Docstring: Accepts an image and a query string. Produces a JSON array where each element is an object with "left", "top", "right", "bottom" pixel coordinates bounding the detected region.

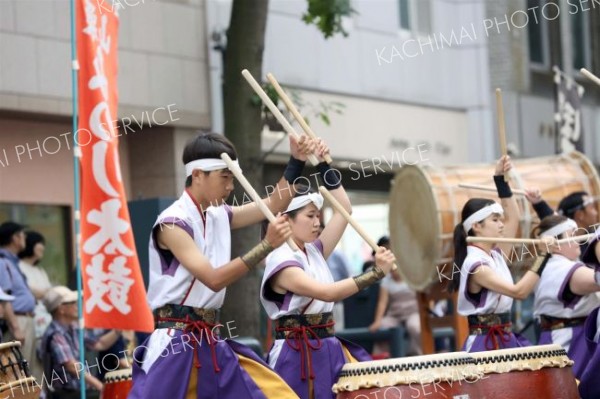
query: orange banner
[{"left": 77, "top": 0, "right": 153, "bottom": 332}]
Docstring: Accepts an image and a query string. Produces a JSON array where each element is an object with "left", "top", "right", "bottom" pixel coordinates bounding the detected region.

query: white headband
[
  {"left": 185, "top": 158, "right": 239, "bottom": 176},
  {"left": 463, "top": 203, "right": 504, "bottom": 233},
  {"left": 540, "top": 219, "right": 578, "bottom": 238},
  {"left": 285, "top": 193, "right": 324, "bottom": 213},
  {"left": 557, "top": 197, "right": 595, "bottom": 216}
]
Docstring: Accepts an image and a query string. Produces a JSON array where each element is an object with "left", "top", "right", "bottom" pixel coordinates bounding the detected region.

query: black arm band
[
  {"left": 533, "top": 201, "right": 555, "bottom": 219},
  {"left": 494, "top": 175, "right": 513, "bottom": 198},
  {"left": 283, "top": 156, "right": 306, "bottom": 184},
  {"left": 317, "top": 162, "right": 342, "bottom": 190},
  {"left": 529, "top": 253, "right": 551, "bottom": 276}
]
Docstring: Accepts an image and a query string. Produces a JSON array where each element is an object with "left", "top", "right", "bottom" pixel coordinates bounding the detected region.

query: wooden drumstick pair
[
  {"left": 228, "top": 70, "right": 397, "bottom": 268},
  {"left": 241, "top": 69, "right": 322, "bottom": 166},
  {"left": 223, "top": 150, "right": 396, "bottom": 269}
]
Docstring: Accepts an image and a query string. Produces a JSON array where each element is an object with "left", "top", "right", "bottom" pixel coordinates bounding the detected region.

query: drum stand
[{"left": 417, "top": 279, "right": 468, "bottom": 354}]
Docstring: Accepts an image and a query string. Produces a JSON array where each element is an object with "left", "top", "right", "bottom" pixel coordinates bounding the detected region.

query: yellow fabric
[
  {"left": 340, "top": 343, "right": 359, "bottom": 363},
  {"left": 237, "top": 353, "right": 299, "bottom": 398},
  {"left": 186, "top": 364, "right": 198, "bottom": 399}
]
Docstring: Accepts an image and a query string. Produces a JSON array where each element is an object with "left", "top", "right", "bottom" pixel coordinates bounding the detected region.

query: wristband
[
  {"left": 494, "top": 175, "right": 513, "bottom": 198},
  {"left": 529, "top": 253, "right": 551, "bottom": 275},
  {"left": 532, "top": 201, "right": 554, "bottom": 219},
  {"left": 317, "top": 162, "right": 342, "bottom": 190},
  {"left": 283, "top": 156, "right": 306, "bottom": 184},
  {"left": 241, "top": 239, "right": 274, "bottom": 270},
  {"left": 353, "top": 265, "right": 385, "bottom": 290}
]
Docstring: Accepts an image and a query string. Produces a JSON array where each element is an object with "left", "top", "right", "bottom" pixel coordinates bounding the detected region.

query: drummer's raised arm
[
  {"left": 524, "top": 188, "right": 555, "bottom": 220},
  {"left": 495, "top": 155, "right": 520, "bottom": 254}
]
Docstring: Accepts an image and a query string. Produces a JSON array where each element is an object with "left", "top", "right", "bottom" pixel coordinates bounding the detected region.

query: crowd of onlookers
[{"left": 0, "top": 221, "right": 128, "bottom": 399}]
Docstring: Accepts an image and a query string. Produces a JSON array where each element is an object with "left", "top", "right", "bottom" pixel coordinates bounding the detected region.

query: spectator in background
[
  {"left": 368, "top": 236, "right": 422, "bottom": 356},
  {"left": 323, "top": 223, "right": 351, "bottom": 330},
  {"left": 0, "top": 222, "right": 40, "bottom": 377},
  {"left": 0, "top": 287, "right": 15, "bottom": 342},
  {"left": 18, "top": 231, "right": 53, "bottom": 349},
  {"left": 40, "top": 286, "right": 122, "bottom": 399}
]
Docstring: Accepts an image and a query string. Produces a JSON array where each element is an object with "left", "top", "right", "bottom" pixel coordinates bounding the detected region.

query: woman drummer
[
  {"left": 531, "top": 215, "right": 600, "bottom": 377},
  {"left": 451, "top": 155, "right": 550, "bottom": 352},
  {"left": 260, "top": 140, "right": 395, "bottom": 399}
]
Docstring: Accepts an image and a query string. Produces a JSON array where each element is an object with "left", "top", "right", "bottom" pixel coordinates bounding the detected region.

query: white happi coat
[
  {"left": 534, "top": 255, "right": 600, "bottom": 318},
  {"left": 260, "top": 240, "right": 334, "bottom": 368},
  {"left": 458, "top": 245, "right": 514, "bottom": 316},
  {"left": 143, "top": 191, "right": 231, "bottom": 372},
  {"left": 147, "top": 191, "right": 232, "bottom": 310},
  {"left": 534, "top": 255, "right": 600, "bottom": 349}
]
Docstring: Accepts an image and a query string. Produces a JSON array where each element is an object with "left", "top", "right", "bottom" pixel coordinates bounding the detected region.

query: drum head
[
  {"left": 471, "top": 344, "right": 573, "bottom": 373},
  {"left": 389, "top": 166, "right": 440, "bottom": 290},
  {"left": 333, "top": 352, "right": 479, "bottom": 393},
  {"left": 104, "top": 368, "right": 132, "bottom": 383}
]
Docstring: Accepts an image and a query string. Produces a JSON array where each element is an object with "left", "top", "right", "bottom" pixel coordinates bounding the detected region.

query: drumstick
[
  {"left": 495, "top": 88, "right": 509, "bottom": 182},
  {"left": 458, "top": 183, "right": 527, "bottom": 196},
  {"left": 556, "top": 232, "right": 597, "bottom": 245},
  {"left": 580, "top": 68, "right": 600, "bottom": 87},
  {"left": 466, "top": 237, "right": 543, "bottom": 245},
  {"left": 221, "top": 153, "right": 299, "bottom": 251},
  {"left": 318, "top": 186, "right": 397, "bottom": 271},
  {"left": 266, "top": 72, "right": 334, "bottom": 164},
  {"left": 241, "top": 69, "right": 319, "bottom": 166},
  {"left": 467, "top": 233, "right": 595, "bottom": 246}
]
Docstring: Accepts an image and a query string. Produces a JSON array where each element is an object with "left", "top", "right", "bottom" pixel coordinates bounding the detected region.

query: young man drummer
[{"left": 129, "top": 132, "right": 314, "bottom": 399}]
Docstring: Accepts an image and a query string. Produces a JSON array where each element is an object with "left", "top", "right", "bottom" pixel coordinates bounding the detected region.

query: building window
[
  {"left": 570, "top": 10, "right": 590, "bottom": 70},
  {"left": 527, "top": 0, "right": 549, "bottom": 68},
  {"left": 399, "top": 0, "right": 431, "bottom": 35},
  {"left": 399, "top": 0, "right": 411, "bottom": 30}
]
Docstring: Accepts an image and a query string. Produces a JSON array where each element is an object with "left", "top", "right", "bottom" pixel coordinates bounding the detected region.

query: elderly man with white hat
[{"left": 39, "top": 286, "right": 121, "bottom": 399}]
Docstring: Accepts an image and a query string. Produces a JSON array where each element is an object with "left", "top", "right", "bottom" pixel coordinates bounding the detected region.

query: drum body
[
  {"left": 472, "top": 344, "right": 580, "bottom": 399},
  {"left": 333, "top": 352, "right": 482, "bottom": 399},
  {"left": 102, "top": 368, "right": 132, "bottom": 399},
  {"left": 0, "top": 341, "right": 41, "bottom": 399},
  {"left": 389, "top": 152, "right": 600, "bottom": 290}
]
